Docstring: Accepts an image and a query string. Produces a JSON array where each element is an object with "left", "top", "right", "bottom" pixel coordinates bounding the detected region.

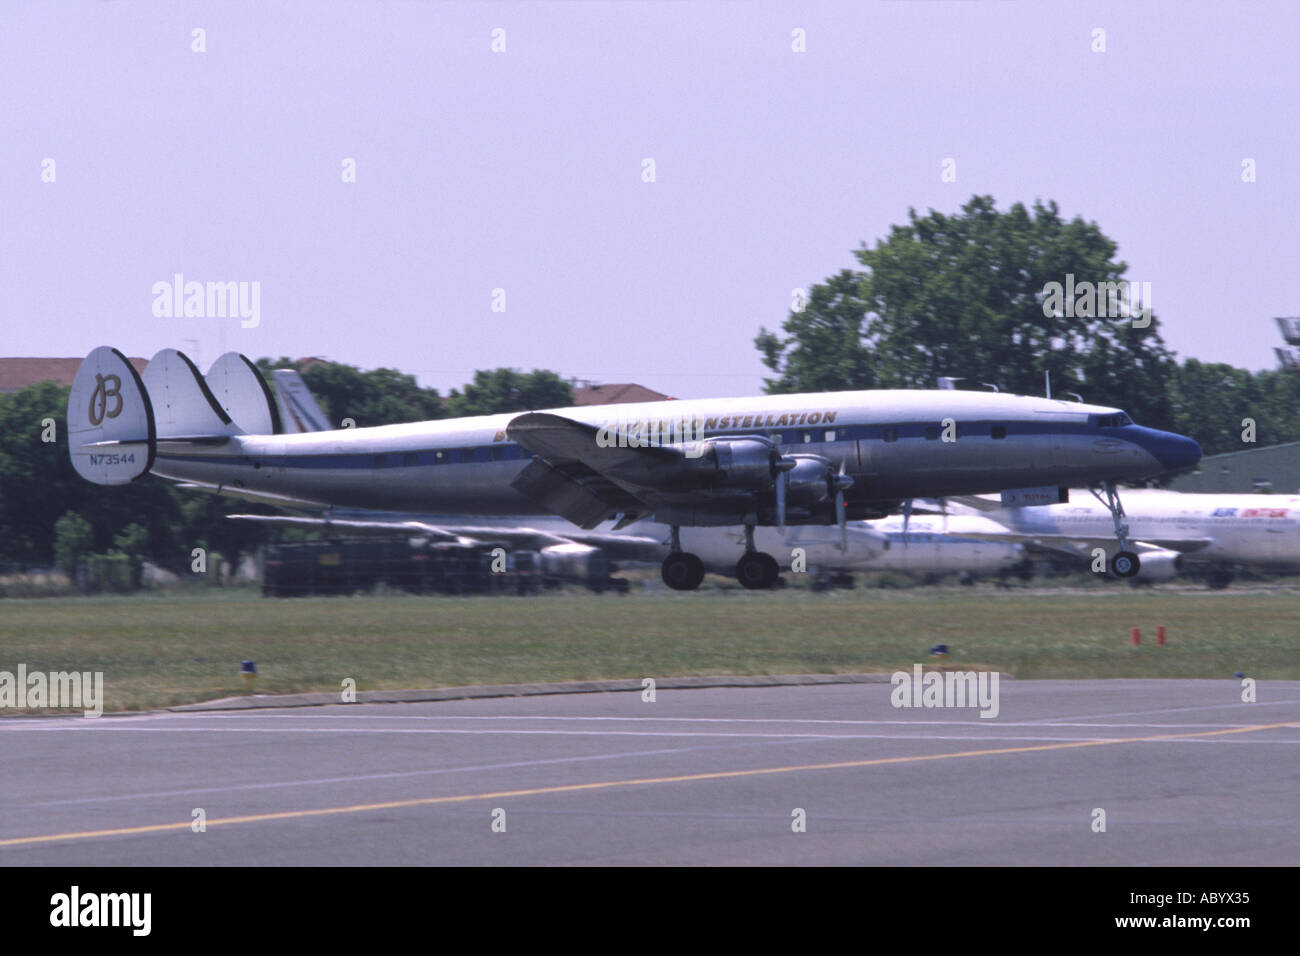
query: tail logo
[{"left": 88, "top": 373, "right": 123, "bottom": 425}]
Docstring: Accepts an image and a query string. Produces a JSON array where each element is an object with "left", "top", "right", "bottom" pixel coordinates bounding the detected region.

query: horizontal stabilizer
[
  {"left": 67, "top": 346, "right": 155, "bottom": 485},
  {"left": 207, "top": 353, "right": 281, "bottom": 435},
  {"left": 141, "top": 349, "right": 243, "bottom": 441}
]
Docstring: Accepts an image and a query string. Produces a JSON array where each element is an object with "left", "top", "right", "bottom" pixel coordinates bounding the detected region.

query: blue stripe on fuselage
[{"left": 154, "top": 420, "right": 1145, "bottom": 471}]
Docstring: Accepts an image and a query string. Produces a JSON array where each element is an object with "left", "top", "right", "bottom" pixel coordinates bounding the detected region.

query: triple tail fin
[
  {"left": 67, "top": 346, "right": 156, "bottom": 485},
  {"left": 206, "top": 352, "right": 282, "bottom": 435},
  {"left": 139, "top": 349, "right": 244, "bottom": 441}
]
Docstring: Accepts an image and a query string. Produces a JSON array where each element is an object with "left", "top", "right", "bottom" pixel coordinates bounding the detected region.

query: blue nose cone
[{"left": 1134, "top": 428, "right": 1201, "bottom": 473}]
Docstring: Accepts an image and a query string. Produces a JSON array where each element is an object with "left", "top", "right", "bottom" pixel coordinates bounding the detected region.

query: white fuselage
[
  {"left": 152, "top": 389, "right": 1198, "bottom": 522},
  {"left": 987, "top": 490, "right": 1300, "bottom": 568}
]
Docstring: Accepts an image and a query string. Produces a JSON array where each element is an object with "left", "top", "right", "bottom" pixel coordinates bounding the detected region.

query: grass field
[{"left": 1, "top": 585, "right": 1296, "bottom": 712}]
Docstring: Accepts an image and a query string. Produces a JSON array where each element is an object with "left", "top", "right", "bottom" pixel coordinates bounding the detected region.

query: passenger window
[
  {"left": 491, "top": 445, "right": 508, "bottom": 461},
  {"left": 403, "top": 452, "right": 418, "bottom": 466},
  {"left": 883, "top": 427, "right": 899, "bottom": 443},
  {"left": 992, "top": 425, "right": 1006, "bottom": 440},
  {"left": 801, "top": 431, "right": 813, "bottom": 443},
  {"left": 924, "top": 426, "right": 940, "bottom": 441},
  {"left": 824, "top": 429, "right": 836, "bottom": 442}
]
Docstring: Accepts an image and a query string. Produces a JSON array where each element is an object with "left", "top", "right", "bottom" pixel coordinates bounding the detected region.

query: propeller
[
  {"left": 773, "top": 455, "right": 851, "bottom": 543},
  {"left": 775, "top": 467, "right": 787, "bottom": 529},
  {"left": 901, "top": 497, "right": 913, "bottom": 546},
  {"left": 834, "top": 461, "right": 853, "bottom": 550},
  {"left": 773, "top": 455, "right": 795, "bottom": 529}
]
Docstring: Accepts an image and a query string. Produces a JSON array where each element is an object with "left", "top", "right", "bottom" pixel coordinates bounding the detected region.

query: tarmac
[{"left": 2, "top": 677, "right": 1297, "bottom": 865}]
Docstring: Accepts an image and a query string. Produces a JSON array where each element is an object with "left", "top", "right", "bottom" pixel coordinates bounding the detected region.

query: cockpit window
[{"left": 1094, "top": 413, "right": 1133, "bottom": 428}]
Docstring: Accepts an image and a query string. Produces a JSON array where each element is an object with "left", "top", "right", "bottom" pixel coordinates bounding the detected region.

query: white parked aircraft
[
  {"left": 68, "top": 347, "right": 1200, "bottom": 589},
  {"left": 946, "top": 488, "right": 1300, "bottom": 587},
  {"left": 229, "top": 507, "right": 1025, "bottom": 587}
]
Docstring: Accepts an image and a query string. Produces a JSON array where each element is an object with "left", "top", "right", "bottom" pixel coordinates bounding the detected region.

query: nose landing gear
[{"left": 1090, "top": 482, "right": 1141, "bottom": 578}]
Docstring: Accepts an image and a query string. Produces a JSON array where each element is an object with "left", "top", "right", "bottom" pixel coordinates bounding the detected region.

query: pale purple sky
[{"left": 3, "top": 1, "right": 1297, "bottom": 399}]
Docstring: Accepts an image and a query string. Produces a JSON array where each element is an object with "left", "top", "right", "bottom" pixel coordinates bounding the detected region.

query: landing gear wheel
[
  {"left": 1109, "top": 550, "right": 1141, "bottom": 578},
  {"left": 661, "top": 552, "right": 705, "bottom": 590},
  {"left": 1207, "top": 568, "right": 1233, "bottom": 590},
  {"left": 736, "top": 552, "right": 780, "bottom": 590}
]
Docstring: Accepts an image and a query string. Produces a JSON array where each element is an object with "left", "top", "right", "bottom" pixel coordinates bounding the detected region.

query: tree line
[
  {"left": 0, "top": 365, "right": 572, "bottom": 574},
  {"left": 3, "top": 194, "right": 1294, "bottom": 578},
  {"left": 757, "top": 195, "right": 1300, "bottom": 450}
]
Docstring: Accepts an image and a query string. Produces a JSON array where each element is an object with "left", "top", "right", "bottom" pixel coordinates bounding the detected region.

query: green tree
[
  {"left": 757, "top": 195, "right": 1177, "bottom": 429},
  {"left": 256, "top": 358, "right": 445, "bottom": 427},
  {"left": 53, "top": 511, "right": 93, "bottom": 574},
  {"left": 444, "top": 368, "right": 574, "bottom": 417}
]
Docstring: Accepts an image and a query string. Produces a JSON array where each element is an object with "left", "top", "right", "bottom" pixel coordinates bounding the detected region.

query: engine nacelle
[
  {"left": 696, "top": 437, "right": 782, "bottom": 490},
  {"left": 783, "top": 454, "right": 836, "bottom": 507},
  {"left": 1135, "top": 548, "right": 1184, "bottom": 581}
]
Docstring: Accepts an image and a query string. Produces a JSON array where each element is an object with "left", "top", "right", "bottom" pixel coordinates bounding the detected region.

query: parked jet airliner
[
  {"left": 947, "top": 488, "right": 1300, "bottom": 587},
  {"left": 68, "top": 347, "right": 1200, "bottom": 589}
]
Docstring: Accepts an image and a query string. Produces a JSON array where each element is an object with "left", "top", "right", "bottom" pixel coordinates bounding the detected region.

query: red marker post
[
  {"left": 1157, "top": 626, "right": 1166, "bottom": 646},
  {"left": 1130, "top": 627, "right": 1141, "bottom": 646}
]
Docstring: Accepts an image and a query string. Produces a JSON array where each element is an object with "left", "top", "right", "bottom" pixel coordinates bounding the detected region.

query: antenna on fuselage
[
  {"left": 1044, "top": 371, "right": 1052, "bottom": 399},
  {"left": 981, "top": 383, "right": 999, "bottom": 392}
]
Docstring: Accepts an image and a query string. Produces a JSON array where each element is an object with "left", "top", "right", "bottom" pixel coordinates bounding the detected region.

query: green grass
[{"left": 1, "top": 586, "right": 1296, "bottom": 712}]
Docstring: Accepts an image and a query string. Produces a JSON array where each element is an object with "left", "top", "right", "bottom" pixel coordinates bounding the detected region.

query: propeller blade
[
  {"left": 902, "top": 498, "right": 913, "bottom": 548},
  {"left": 776, "top": 470, "right": 787, "bottom": 529},
  {"left": 836, "top": 494, "right": 847, "bottom": 551},
  {"left": 835, "top": 461, "right": 851, "bottom": 550}
]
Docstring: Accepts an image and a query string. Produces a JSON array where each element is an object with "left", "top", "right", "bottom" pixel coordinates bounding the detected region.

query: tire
[
  {"left": 661, "top": 552, "right": 705, "bottom": 590},
  {"left": 736, "top": 552, "right": 780, "bottom": 590},
  {"left": 1110, "top": 551, "right": 1141, "bottom": 578}
]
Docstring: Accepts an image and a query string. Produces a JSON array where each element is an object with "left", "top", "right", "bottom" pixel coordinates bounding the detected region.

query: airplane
[
  {"left": 67, "top": 346, "right": 1201, "bottom": 590},
  {"left": 940, "top": 488, "right": 1300, "bottom": 588},
  {"left": 241, "top": 371, "right": 1026, "bottom": 586}
]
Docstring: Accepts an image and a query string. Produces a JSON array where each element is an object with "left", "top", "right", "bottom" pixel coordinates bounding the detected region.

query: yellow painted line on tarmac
[{"left": 3, "top": 719, "right": 1296, "bottom": 848}]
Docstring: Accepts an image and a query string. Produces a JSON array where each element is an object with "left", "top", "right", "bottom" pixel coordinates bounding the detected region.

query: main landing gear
[
  {"left": 1090, "top": 481, "right": 1141, "bottom": 579},
  {"left": 658, "top": 524, "right": 783, "bottom": 591},
  {"left": 735, "top": 525, "right": 780, "bottom": 590},
  {"left": 661, "top": 525, "right": 706, "bottom": 591}
]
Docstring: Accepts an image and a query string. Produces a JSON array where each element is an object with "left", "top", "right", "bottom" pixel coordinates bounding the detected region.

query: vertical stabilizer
[
  {"left": 207, "top": 352, "right": 282, "bottom": 435},
  {"left": 272, "top": 368, "right": 333, "bottom": 433},
  {"left": 67, "top": 346, "right": 155, "bottom": 485}
]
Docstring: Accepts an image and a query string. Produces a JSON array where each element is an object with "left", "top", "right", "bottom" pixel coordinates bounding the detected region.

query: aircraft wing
[
  {"left": 952, "top": 531, "right": 1215, "bottom": 558},
  {"left": 507, "top": 412, "right": 754, "bottom": 528},
  {"left": 172, "top": 480, "right": 336, "bottom": 510},
  {"left": 226, "top": 513, "right": 667, "bottom": 561},
  {"left": 227, "top": 513, "right": 471, "bottom": 542}
]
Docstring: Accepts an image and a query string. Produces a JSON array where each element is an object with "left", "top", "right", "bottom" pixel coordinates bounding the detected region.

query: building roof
[
  {"left": 571, "top": 383, "right": 673, "bottom": 406},
  {"left": 0, "top": 357, "right": 149, "bottom": 394},
  {"left": 1169, "top": 440, "right": 1300, "bottom": 494}
]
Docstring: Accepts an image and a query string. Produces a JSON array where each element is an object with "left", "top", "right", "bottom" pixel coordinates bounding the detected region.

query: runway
[{"left": 2, "top": 680, "right": 1298, "bottom": 865}]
